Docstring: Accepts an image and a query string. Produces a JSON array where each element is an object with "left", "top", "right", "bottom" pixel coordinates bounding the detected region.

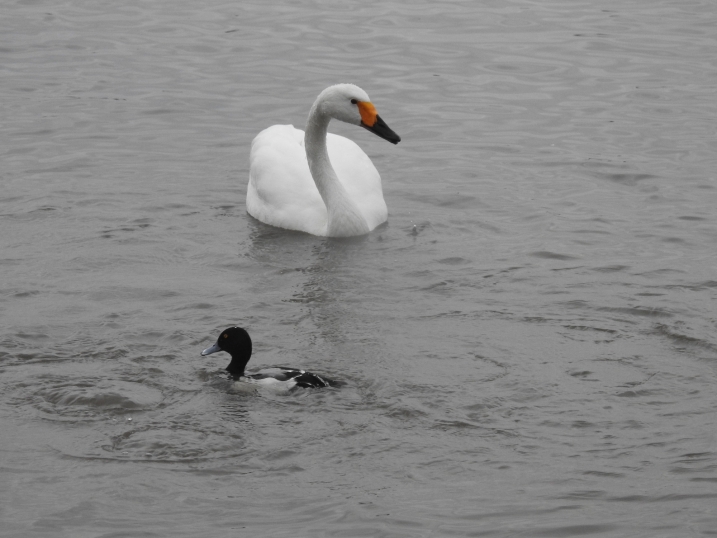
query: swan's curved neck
[{"left": 305, "top": 105, "right": 370, "bottom": 237}]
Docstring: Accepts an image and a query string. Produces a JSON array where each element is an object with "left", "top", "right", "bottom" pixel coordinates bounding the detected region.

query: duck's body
[
  {"left": 201, "top": 327, "right": 335, "bottom": 390},
  {"left": 238, "top": 367, "right": 331, "bottom": 390},
  {"left": 247, "top": 84, "right": 400, "bottom": 238}
]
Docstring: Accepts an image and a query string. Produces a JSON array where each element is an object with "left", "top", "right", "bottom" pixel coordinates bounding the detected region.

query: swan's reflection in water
[{"left": 245, "top": 219, "right": 386, "bottom": 376}]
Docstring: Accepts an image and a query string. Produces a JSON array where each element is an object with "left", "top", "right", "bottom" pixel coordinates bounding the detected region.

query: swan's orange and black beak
[{"left": 357, "top": 101, "right": 401, "bottom": 145}]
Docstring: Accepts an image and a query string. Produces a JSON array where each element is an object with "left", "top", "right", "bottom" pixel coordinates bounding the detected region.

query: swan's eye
[{"left": 350, "top": 99, "right": 358, "bottom": 105}]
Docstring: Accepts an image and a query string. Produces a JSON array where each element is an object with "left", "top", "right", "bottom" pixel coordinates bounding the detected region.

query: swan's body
[{"left": 247, "top": 84, "right": 400, "bottom": 237}]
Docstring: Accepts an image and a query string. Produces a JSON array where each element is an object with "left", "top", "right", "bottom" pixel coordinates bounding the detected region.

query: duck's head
[
  {"left": 201, "top": 326, "right": 252, "bottom": 377},
  {"left": 314, "top": 83, "right": 401, "bottom": 145}
]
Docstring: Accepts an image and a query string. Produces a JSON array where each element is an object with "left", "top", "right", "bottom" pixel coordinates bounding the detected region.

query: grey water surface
[{"left": 1, "top": 0, "right": 716, "bottom": 536}]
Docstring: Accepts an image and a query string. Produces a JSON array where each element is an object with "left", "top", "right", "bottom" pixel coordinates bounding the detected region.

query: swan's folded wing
[
  {"left": 327, "top": 133, "right": 388, "bottom": 231},
  {"left": 247, "top": 125, "right": 328, "bottom": 235}
]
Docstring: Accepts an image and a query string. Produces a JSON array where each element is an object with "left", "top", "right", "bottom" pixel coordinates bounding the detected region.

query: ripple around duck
[
  {"left": 28, "top": 378, "right": 164, "bottom": 420},
  {"left": 38, "top": 383, "right": 264, "bottom": 463},
  {"left": 37, "top": 381, "right": 160, "bottom": 409},
  {"left": 97, "top": 423, "right": 251, "bottom": 463}
]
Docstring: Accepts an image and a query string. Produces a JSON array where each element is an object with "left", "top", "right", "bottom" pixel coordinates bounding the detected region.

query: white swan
[{"left": 247, "top": 84, "right": 401, "bottom": 237}]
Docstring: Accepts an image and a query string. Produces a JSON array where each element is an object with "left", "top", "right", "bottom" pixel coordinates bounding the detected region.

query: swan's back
[{"left": 247, "top": 124, "right": 387, "bottom": 236}]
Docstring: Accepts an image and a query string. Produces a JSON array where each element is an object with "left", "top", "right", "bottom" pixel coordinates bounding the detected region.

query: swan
[{"left": 246, "top": 84, "right": 401, "bottom": 237}]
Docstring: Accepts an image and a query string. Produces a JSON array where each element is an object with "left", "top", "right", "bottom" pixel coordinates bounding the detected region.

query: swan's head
[{"left": 314, "top": 84, "right": 401, "bottom": 145}]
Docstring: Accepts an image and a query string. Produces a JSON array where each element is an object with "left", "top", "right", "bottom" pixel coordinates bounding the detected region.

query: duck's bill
[
  {"left": 201, "top": 343, "right": 221, "bottom": 356},
  {"left": 361, "top": 115, "right": 401, "bottom": 145}
]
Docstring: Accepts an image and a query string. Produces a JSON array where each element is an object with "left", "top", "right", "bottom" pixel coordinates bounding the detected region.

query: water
[{"left": 1, "top": 0, "right": 716, "bottom": 536}]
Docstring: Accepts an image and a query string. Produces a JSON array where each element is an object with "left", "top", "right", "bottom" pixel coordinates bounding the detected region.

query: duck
[
  {"left": 246, "top": 84, "right": 401, "bottom": 238},
  {"left": 200, "top": 327, "right": 336, "bottom": 389}
]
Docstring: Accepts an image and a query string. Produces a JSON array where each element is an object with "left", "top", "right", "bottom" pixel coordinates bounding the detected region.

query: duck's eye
[
  {"left": 223, "top": 334, "right": 228, "bottom": 339},
  {"left": 350, "top": 99, "right": 358, "bottom": 105}
]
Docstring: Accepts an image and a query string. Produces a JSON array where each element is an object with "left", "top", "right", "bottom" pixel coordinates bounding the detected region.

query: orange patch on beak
[{"left": 357, "top": 101, "right": 378, "bottom": 127}]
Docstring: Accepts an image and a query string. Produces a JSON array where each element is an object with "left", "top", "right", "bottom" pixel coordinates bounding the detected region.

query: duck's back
[
  {"left": 247, "top": 124, "right": 387, "bottom": 236},
  {"left": 245, "top": 367, "right": 331, "bottom": 389}
]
